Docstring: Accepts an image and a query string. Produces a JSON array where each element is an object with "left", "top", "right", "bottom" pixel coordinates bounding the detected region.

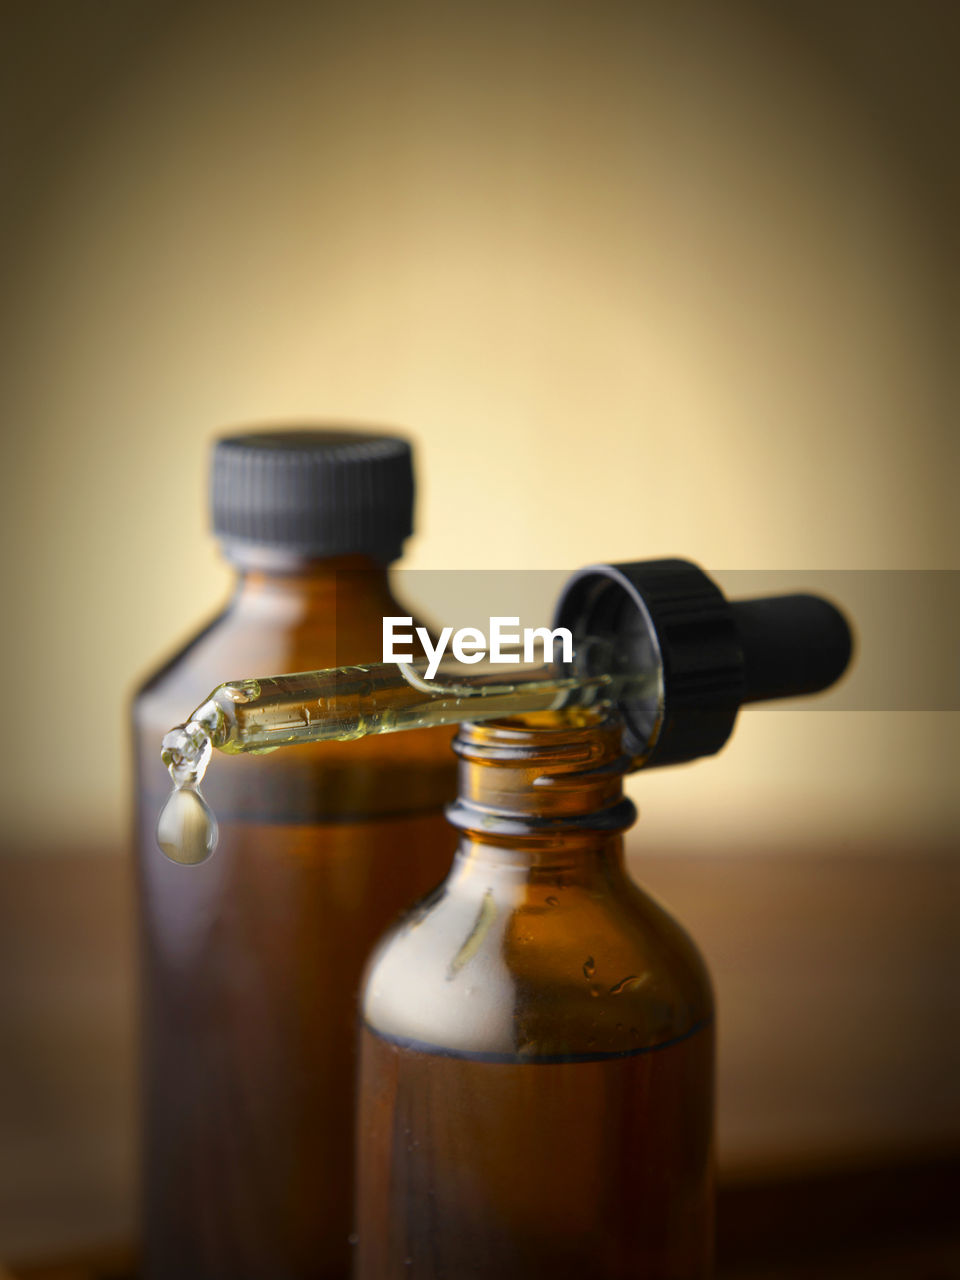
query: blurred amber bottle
[
  {"left": 133, "top": 430, "right": 456, "bottom": 1280},
  {"left": 356, "top": 713, "right": 714, "bottom": 1279}
]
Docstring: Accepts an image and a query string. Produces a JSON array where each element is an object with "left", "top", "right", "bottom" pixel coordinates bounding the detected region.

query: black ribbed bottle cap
[{"left": 210, "top": 428, "right": 414, "bottom": 561}]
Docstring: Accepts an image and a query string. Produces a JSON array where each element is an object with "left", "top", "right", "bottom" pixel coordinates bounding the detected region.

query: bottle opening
[{"left": 447, "top": 711, "right": 636, "bottom": 837}]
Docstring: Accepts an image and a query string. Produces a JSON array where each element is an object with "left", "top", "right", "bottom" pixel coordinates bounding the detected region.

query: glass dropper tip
[{"left": 156, "top": 717, "right": 220, "bottom": 864}]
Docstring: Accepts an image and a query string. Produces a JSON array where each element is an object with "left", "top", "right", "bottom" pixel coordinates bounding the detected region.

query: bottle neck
[
  {"left": 446, "top": 714, "right": 636, "bottom": 877},
  {"left": 223, "top": 549, "right": 395, "bottom": 615}
]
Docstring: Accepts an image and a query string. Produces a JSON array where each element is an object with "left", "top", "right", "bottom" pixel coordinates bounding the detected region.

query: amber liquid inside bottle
[
  {"left": 355, "top": 714, "right": 715, "bottom": 1279},
  {"left": 134, "top": 557, "right": 457, "bottom": 1280}
]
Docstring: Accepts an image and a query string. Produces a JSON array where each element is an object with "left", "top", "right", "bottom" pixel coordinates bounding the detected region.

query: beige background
[
  {"left": 0, "top": 0, "right": 956, "bottom": 856},
  {"left": 1, "top": 3, "right": 958, "bottom": 1264}
]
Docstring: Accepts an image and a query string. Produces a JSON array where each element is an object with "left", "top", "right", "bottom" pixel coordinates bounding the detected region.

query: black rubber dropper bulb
[
  {"left": 553, "top": 559, "right": 854, "bottom": 768},
  {"left": 731, "top": 593, "right": 853, "bottom": 704}
]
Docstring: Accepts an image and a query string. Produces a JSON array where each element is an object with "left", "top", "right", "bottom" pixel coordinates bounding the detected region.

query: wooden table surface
[
  {"left": 1, "top": 843, "right": 957, "bottom": 1274},
  {"left": 5, "top": 1154, "right": 960, "bottom": 1279}
]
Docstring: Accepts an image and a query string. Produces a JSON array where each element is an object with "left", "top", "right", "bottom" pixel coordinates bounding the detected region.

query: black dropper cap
[
  {"left": 211, "top": 428, "right": 414, "bottom": 562},
  {"left": 554, "top": 559, "right": 853, "bottom": 767}
]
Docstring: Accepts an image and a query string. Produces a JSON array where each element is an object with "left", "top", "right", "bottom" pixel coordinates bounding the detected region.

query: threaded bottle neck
[{"left": 446, "top": 713, "right": 635, "bottom": 840}]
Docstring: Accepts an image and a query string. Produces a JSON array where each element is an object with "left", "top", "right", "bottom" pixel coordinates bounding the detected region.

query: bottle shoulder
[
  {"left": 361, "top": 852, "right": 713, "bottom": 1061},
  {"left": 133, "top": 605, "right": 235, "bottom": 707},
  {"left": 133, "top": 575, "right": 432, "bottom": 721},
  {"left": 132, "top": 585, "right": 458, "bottom": 820}
]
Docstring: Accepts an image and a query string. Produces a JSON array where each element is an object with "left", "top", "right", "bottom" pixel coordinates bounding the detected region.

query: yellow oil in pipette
[{"left": 156, "top": 652, "right": 658, "bottom": 864}]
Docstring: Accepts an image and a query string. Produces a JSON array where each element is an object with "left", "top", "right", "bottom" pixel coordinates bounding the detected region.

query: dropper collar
[{"left": 554, "top": 559, "right": 852, "bottom": 767}]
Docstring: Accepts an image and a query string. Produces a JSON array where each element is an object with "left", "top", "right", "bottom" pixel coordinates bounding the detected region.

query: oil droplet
[
  {"left": 156, "top": 786, "right": 218, "bottom": 865},
  {"left": 545, "top": 896, "right": 559, "bottom": 908},
  {"left": 447, "top": 889, "right": 497, "bottom": 980},
  {"left": 583, "top": 956, "right": 596, "bottom": 980},
  {"left": 609, "top": 974, "right": 646, "bottom": 996}
]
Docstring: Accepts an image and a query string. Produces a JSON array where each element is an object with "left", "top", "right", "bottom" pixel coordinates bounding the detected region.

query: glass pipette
[{"left": 160, "top": 642, "right": 657, "bottom": 791}]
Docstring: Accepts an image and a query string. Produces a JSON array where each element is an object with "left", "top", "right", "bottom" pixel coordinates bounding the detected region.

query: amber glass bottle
[
  {"left": 133, "top": 431, "right": 456, "bottom": 1280},
  {"left": 356, "top": 713, "right": 714, "bottom": 1280}
]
